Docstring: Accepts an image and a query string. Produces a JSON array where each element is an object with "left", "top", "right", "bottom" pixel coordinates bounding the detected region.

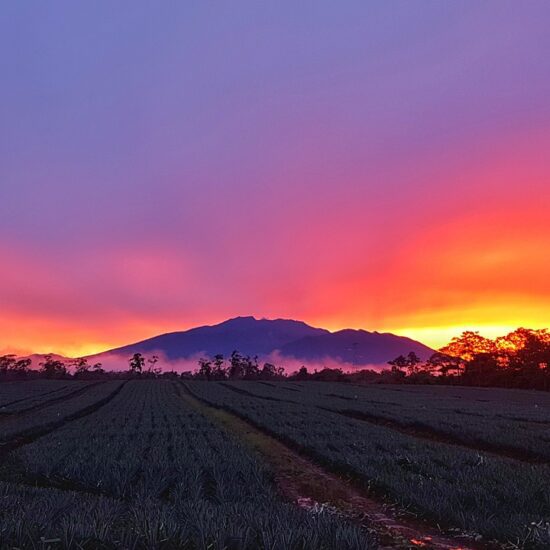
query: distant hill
[
  {"left": 95, "top": 317, "right": 328, "bottom": 360},
  {"left": 90, "top": 316, "right": 433, "bottom": 367},
  {"left": 279, "top": 328, "right": 434, "bottom": 365}
]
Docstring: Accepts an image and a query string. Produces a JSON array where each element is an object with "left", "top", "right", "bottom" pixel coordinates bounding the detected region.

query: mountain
[
  {"left": 91, "top": 316, "right": 434, "bottom": 367},
  {"left": 96, "top": 316, "right": 328, "bottom": 360},
  {"left": 279, "top": 329, "right": 434, "bottom": 365}
]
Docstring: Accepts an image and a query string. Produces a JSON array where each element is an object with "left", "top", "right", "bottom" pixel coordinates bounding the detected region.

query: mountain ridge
[{"left": 88, "top": 316, "right": 434, "bottom": 367}]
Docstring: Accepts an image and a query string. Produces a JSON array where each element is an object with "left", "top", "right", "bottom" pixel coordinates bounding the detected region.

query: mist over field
[{"left": 89, "top": 349, "right": 387, "bottom": 374}]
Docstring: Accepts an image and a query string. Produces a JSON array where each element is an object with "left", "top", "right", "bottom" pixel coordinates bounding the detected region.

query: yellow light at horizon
[
  {"left": 309, "top": 320, "right": 534, "bottom": 350},
  {"left": 392, "top": 325, "right": 532, "bottom": 350},
  {"left": 35, "top": 342, "right": 111, "bottom": 359}
]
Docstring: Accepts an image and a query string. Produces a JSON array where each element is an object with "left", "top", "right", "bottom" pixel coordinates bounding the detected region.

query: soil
[{"left": 178, "top": 383, "right": 498, "bottom": 550}]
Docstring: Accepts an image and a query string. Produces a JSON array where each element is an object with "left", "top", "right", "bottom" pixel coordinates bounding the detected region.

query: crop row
[
  {"left": 0, "top": 381, "right": 122, "bottom": 443},
  {"left": 2, "top": 380, "right": 376, "bottom": 549},
  {"left": 225, "top": 381, "right": 550, "bottom": 461},
  {"left": 189, "top": 381, "right": 550, "bottom": 548},
  {"left": 0, "top": 380, "right": 90, "bottom": 413}
]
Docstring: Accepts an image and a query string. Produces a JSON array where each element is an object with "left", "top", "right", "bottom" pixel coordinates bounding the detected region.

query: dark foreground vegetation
[
  {"left": 0, "top": 380, "right": 373, "bottom": 549},
  {"left": 189, "top": 381, "right": 550, "bottom": 548},
  {"left": 0, "top": 377, "right": 548, "bottom": 548}
]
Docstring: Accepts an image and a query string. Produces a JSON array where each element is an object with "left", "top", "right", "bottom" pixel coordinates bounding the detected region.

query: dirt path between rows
[{"left": 179, "top": 383, "right": 491, "bottom": 550}]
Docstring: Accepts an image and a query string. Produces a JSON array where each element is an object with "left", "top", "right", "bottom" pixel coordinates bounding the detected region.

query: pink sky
[{"left": 1, "top": 2, "right": 550, "bottom": 356}]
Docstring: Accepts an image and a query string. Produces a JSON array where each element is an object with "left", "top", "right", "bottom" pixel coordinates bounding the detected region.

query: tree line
[
  {"left": 0, "top": 353, "right": 167, "bottom": 380},
  {"left": 384, "top": 328, "right": 550, "bottom": 390},
  {"left": 1, "top": 327, "right": 549, "bottom": 389},
  {"left": 188, "top": 328, "right": 550, "bottom": 389},
  {"left": 194, "top": 351, "right": 285, "bottom": 380},
  {"left": 286, "top": 328, "right": 550, "bottom": 389},
  {"left": 0, "top": 355, "right": 106, "bottom": 380}
]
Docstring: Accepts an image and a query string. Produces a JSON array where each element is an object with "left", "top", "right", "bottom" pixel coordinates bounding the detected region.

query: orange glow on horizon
[
  {"left": 1, "top": 129, "right": 549, "bottom": 358},
  {"left": 2, "top": 318, "right": 549, "bottom": 359},
  {"left": 2, "top": 5, "right": 550, "bottom": 365}
]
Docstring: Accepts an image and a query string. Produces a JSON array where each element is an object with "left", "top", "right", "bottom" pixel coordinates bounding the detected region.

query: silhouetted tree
[
  {"left": 12, "top": 358, "right": 32, "bottom": 378},
  {"left": 0, "top": 355, "right": 16, "bottom": 376},
  {"left": 198, "top": 358, "right": 213, "bottom": 380},
  {"left": 39, "top": 355, "right": 67, "bottom": 379},
  {"left": 501, "top": 329, "right": 550, "bottom": 389},
  {"left": 388, "top": 355, "right": 408, "bottom": 378},
  {"left": 147, "top": 355, "right": 159, "bottom": 374},
  {"left": 432, "top": 328, "right": 550, "bottom": 389},
  {"left": 261, "top": 362, "right": 284, "bottom": 379},
  {"left": 242, "top": 355, "right": 260, "bottom": 380},
  {"left": 190, "top": 329, "right": 550, "bottom": 389},
  {"left": 0, "top": 355, "right": 32, "bottom": 379},
  {"left": 229, "top": 351, "right": 245, "bottom": 379},
  {"left": 463, "top": 352, "right": 501, "bottom": 386},
  {"left": 212, "top": 354, "right": 227, "bottom": 380},
  {"left": 72, "top": 358, "right": 104, "bottom": 379},
  {"left": 92, "top": 362, "right": 105, "bottom": 376},
  {"left": 425, "top": 352, "right": 463, "bottom": 379},
  {"left": 388, "top": 352, "right": 425, "bottom": 381},
  {"left": 72, "top": 358, "right": 90, "bottom": 376},
  {"left": 440, "top": 331, "right": 496, "bottom": 361},
  {"left": 405, "top": 352, "right": 422, "bottom": 376},
  {"left": 292, "top": 366, "right": 309, "bottom": 380},
  {"left": 129, "top": 353, "right": 145, "bottom": 374}
]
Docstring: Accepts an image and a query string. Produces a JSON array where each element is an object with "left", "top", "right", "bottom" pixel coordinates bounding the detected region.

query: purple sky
[{"left": 1, "top": 1, "right": 550, "bottom": 356}]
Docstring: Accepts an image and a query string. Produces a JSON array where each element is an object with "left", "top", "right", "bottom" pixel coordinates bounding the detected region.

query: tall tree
[
  {"left": 0, "top": 355, "right": 16, "bottom": 376},
  {"left": 229, "top": 351, "right": 245, "bottom": 379},
  {"left": 440, "top": 331, "right": 496, "bottom": 361},
  {"left": 39, "top": 355, "right": 67, "bottom": 379},
  {"left": 212, "top": 354, "right": 227, "bottom": 380},
  {"left": 129, "top": 353, "right": 145, "bottom": 374},
  {"left": 197, "top": 358, "right": 213, "bottom": 380}
]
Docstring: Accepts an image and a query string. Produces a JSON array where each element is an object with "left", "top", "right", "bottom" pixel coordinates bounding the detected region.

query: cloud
[
  {"left": 1, "top": 4, "right": 550, "bottom": 355},
  {"left": 262, "top": 351, "right": 387, "bottom": 374},
  {"left": 88, "top": 349, "right": 388, "bottom": 375},
  {"left": 87, "top": 350, "right": 206, "bottom": 373}
]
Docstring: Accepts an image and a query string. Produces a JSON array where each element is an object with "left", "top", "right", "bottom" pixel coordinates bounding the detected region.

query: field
[
  {"left": 0, "top": 380, "right": 93, "bottom": 415},
  {"left": 0, "top": 379, "right": 548, "bottom": 549}
]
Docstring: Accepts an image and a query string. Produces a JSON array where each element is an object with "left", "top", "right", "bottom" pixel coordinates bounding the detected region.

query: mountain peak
[
  {"left": 225, "top": 315, "right": 257, "bottom": 322},
  {"left": 98, "top": 316, "right": 328, "bottom": 360},
  {"left": 91, "top": 316, "right": 433, "bottom": 368},
  {"left": 280, "top": 329, "right": 433, "bottom": 365},
  {"left": 219, "top": 316, "right": 261, "bottom": 326}
]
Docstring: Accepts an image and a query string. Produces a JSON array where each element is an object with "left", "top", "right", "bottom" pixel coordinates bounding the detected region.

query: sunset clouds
[{"left": 1, "top": 2, "right": 550, "bottom": 355}]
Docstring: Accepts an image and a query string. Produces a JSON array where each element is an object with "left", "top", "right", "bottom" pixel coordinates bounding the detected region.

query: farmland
[
  {"left": 0, "top": 380, "right": 373, "bottom": 549},
  {"left": 0, "top": 379, "right": 548, "bottom": 549},
  {"left": 189, "top": 382, "right": 550, "bottom": 548},
  {"left": 0, "top": 380, "right": 92, "bottom": 414},
  {"left": 214, "top": 382, "right": 550, "bottom": 461}
]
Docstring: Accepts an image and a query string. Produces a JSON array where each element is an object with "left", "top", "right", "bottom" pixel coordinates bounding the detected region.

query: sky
[{"left": 1, "top": 1, "right": 550, "bottom": 357}]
